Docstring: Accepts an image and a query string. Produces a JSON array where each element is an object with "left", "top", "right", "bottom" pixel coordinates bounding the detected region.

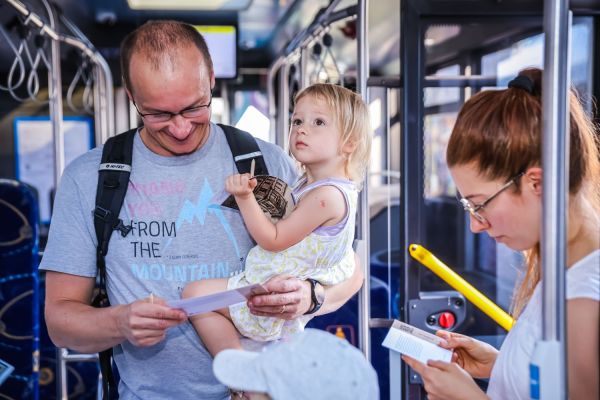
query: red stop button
[{"left": 438, "top": 312, "right": 455, "bottom": 329}]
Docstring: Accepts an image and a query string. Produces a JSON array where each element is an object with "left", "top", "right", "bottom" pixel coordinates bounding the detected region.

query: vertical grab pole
[
  {"left": 101, "top": 55, "right": 115, "bottom": 141},
  {"left": 220, "top": 81, "right": 230, "bottom": 125},
  {"left": 382, "top": 86, "right": 402, "bottom": 399},
  {"left": 278, "top": 62, "right": 291, "bottom": 149},
  {"left": 299, "top": 46, "right": 309, "bottom": 90},
  {"left": 40, "top": 2, "right": 65, "bottom": 396},
  {"left": 530, "top": 0, "right": 571, "bottom": 399},
  {"left": 92, "top": 54, "right": 115, "bottom": 144},
  {"left": 356, "top": 0, "right": 371, "bottom": 361},
  {"left": 267, "top": 57, "right": 284, "bottom": 144},
  {"left": 40, "top": 0, "right": 64, "bottom": 200},
  {"left": 93, "top": 65, "right": 106, "bottom": 144}
]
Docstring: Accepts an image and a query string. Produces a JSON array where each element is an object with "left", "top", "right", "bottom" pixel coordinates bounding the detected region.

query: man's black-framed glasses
[
  {"left": 458, "top": 172, "right": 525, "bottom": 224},
  {"left": 133, "top": 90, "right": 213, "bottom": 123}
]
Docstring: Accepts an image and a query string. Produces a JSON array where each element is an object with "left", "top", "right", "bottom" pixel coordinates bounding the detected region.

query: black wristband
[{"left": 304, "top": 278, "right": 323, "bottom": 315}]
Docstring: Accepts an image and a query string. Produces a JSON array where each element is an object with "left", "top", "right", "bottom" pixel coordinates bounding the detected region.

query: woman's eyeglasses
[{"left": 458, "top": 172, "right": 524, "bottom": 224}]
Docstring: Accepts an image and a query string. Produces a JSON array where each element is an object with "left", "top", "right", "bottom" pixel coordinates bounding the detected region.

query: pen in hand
[{"left": 249, "top": 159, "right": 256, "bottom": 180}]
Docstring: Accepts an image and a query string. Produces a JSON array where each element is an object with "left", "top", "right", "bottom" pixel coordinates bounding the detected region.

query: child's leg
[{"left": 182, "top": 279, "right": 242, "bottom": 356}]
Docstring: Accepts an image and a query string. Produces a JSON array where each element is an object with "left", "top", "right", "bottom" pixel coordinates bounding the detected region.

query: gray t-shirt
[{"left": 40, "top": 123, "right": 297, "bottom": 400}]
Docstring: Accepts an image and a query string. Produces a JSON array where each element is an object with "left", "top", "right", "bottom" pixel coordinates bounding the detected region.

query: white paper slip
[
  {"left": 167, "top": 283, "right": 268, "bottom": 316},
  {"left": 382, "top": 320, "right": 453, "bottom": 364}
]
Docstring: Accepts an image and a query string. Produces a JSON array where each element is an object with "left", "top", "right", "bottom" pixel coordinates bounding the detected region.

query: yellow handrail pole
[{"left": 409, "top": 244, "right": 514, "bottom": 331}]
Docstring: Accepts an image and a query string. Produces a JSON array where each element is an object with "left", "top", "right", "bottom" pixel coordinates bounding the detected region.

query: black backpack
[{"left": 92, "top": 124, "right": 268, "bottom": 399}]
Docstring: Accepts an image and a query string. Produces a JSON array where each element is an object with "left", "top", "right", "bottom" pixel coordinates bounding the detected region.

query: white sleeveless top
[{"left": 487, "top": 250, "right": 600, "bottom": 399}]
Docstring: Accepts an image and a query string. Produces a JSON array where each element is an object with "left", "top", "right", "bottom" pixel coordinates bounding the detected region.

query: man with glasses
[{"left": 40, "top": 20, "right": 363, "bottom": 399}]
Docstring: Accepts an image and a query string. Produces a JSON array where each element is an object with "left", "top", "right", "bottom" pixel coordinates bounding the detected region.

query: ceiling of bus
[
  {"left": 0, "top": 0, "right": 401, "bottom": 83},
  {"left": 1, "top": 0, "right": 598, "bottom": 84}
]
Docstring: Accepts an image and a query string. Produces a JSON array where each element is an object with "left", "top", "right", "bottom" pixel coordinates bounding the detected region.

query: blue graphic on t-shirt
[{"left": 164, "top": 178, "right": 241, "bottom": 261}]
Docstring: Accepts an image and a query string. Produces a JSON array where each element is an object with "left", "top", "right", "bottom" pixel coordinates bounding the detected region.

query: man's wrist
[{"left": 303, "top": 278, "right": 324, "bottom": 315}]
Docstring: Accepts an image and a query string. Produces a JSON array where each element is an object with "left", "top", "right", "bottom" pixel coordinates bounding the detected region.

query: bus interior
[{"left": 0, "top": 0, "right": 598, "bottom": 399}]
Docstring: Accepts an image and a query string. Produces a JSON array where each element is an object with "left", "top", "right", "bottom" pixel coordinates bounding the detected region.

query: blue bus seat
[{"left": 0, "top": 179, "right": 40, "bottom": 399}]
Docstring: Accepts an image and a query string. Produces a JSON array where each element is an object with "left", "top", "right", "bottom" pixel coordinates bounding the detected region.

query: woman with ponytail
[{"left": 403, "top": 68, "right": 599, "bottom": 400}]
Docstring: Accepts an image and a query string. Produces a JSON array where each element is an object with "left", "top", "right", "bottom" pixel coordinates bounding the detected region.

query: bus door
[{"left": 399, "top": 1, "right": 596, "bottom": 398}]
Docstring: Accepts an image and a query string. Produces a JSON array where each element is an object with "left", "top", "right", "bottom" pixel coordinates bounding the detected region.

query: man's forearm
[
  {"left": 44, "top": 271, "right": 126, "bottom": 353},
  {"left": 316, "top": 254, "right": 364, "bottom": 315},
  {"left": 46, "top": 300, "right": 126, "bottom": 353}
]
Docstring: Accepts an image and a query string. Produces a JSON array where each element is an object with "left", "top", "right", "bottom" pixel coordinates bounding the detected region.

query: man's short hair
[{"left": 120, "top": 20, "right": 214, "bottom": 92}]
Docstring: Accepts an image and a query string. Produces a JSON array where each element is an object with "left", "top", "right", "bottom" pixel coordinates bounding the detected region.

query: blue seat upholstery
[{"left": 0, "top": 179, "right": 40, "bottom": 399}]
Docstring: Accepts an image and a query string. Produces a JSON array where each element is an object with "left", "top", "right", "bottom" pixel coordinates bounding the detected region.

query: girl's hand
[
  {"left": 225, "top": 173, "right": 257, "bottom": 199},
  {"left": 402, "top": 356, "right": 488, "bottom": 400},
  {"left": 436, "top": 330, "right": 499, "bottom": 379}
]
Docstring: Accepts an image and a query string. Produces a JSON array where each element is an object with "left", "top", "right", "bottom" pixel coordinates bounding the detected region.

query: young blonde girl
[
  {"left": 182, "top": 83, "right": 371, "bottom": 356},
  {"left": 403, "top": 68, "right": 599, "bottom": 400}
]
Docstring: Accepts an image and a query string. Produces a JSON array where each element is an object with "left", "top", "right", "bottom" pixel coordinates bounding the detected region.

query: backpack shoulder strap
[
  {"left": 218, "top": 123, "right": 269, "bottom": 176},
  {"left": 93, "top": 128, "right": 137, "bottom": 258},
  {"left": 92, "top": 128, "right": 136, "bottom": 400}
]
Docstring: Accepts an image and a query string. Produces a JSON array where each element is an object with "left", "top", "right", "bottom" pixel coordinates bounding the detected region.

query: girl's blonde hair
[
  {"left": 446, "top": 67, "right": 600, "bottom": 318},
  {"left": 293, "top": 83, "right": 372, "bottom": 188}
]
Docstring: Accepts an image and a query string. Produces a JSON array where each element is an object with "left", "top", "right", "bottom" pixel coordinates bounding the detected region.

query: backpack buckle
[
  {"left": 93, "top": 206, "right": 112, "bottom": 222},
  {"left": 114, "top": 219, "right": 133, "bottom": 237}
]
